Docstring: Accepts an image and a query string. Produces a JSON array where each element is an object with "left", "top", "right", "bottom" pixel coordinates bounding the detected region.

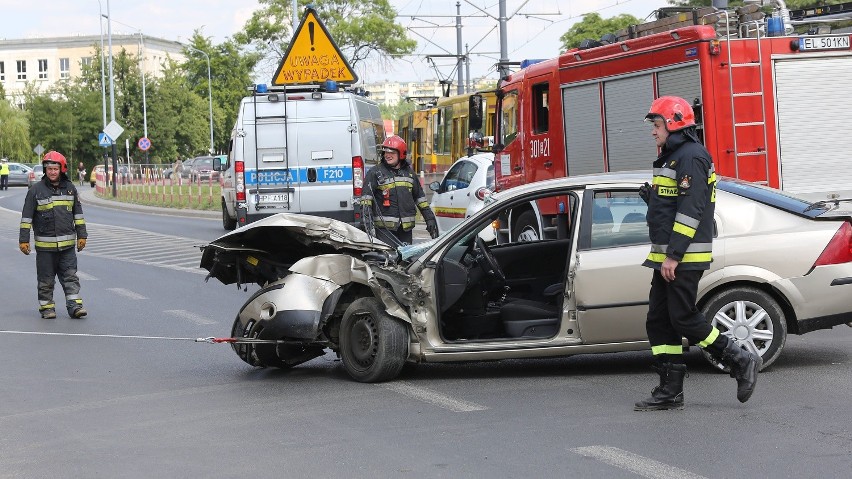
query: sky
[{"left": 0, "top": 0, "right": 668, "bottom": 84}]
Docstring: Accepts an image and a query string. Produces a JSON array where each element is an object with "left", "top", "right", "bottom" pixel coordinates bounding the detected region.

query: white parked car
[{"left": 428, "top": 152, "right": 495, "bottom": 240}]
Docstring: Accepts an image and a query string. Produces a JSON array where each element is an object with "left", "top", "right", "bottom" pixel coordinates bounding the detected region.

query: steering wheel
[{"left": 475, "top": 236, "right": 506, "bottom": 283}]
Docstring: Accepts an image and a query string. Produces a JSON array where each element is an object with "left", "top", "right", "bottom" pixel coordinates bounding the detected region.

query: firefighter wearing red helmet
[
  {"left": 19, "top": 150, "right": 88, "bottom": 319},
  {"left": 360, "top": 135, "right": 438, "bottom": 245},
  {"left": 635, "top": 96, "right": 761, "bottom": 411}
]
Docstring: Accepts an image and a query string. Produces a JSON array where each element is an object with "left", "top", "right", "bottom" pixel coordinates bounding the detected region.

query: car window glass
[
  {"left": 441, "top": 161, "right": 466, "bottom": 192},
  {"left": 500, "top": 90, "right": 519, "bottom": 146},
  {"left": 589, "top": 190, "right": 648, "bottom": 249},
  {"left": 485, "top": 165, "right": 495, "bottom": 190},
  {"left": 456, "top": 161, "right": 478, "bottom": 190}
]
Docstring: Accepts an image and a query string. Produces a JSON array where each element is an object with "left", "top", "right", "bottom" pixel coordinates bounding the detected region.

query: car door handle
[
  {"left": 544, "top": 161, "right": 553, "bottom": 168},
  {"left": 513, "top": 165, "right": 522, "bottom": 172}
]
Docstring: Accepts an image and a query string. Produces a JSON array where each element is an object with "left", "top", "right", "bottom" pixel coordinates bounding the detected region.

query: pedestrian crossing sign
[
  {"left": 98, "top": 132, "right": 113, "bottom": 147},
  {"left": 272, "top": 7, "right": 357, "bottom": 86}
]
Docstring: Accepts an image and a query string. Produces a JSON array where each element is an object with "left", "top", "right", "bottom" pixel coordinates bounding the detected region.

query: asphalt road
[{"left": 1, "top": 185, "right": 851, "bottom": 478}]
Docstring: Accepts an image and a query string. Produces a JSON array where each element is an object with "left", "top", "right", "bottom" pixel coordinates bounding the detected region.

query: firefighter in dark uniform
[
  {"left": 361, "top": 135, "right": 439, "bottom": 245},
  {"left": 635, "top": 96, "right": 761, "bottom": 411},
  {"left": 19, "top": 151, "right": 88, "bottom": 319}
]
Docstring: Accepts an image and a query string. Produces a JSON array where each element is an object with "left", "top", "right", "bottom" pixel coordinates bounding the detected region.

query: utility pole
[
  {"left": 139, "top": 32, "right": 148, "bottom": 162},
  {"left": 107, "top": 0, "right": 118, "bottom": 197},
  {"left": 498, "top": 0, "right": 509, "bottom": 79},
  {"left": 456, "top": 1, "right": 463, "bottom": 94}
]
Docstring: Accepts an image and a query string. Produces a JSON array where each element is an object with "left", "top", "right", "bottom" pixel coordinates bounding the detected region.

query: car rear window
[{"left": 717, "top": 178, "right": 827, "bottom": 218}]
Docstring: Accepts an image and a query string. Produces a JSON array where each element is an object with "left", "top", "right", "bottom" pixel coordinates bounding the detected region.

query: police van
[{"left": 216, "top": 81, "right": 384, "bottom": 229}]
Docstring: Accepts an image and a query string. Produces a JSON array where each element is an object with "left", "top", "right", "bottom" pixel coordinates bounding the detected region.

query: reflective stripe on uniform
[
  {"left": 651, "top": 344, "right": 683, "bottom": 355},
  {"left": 698, "top": 328, "right": 720, "bottom": 348}
]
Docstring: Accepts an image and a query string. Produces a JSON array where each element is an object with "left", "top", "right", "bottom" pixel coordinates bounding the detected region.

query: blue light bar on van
[
  {"left": 256, "top": 84, "right": 268, "bottom": 93},
  {"left": 324, "top": 80, "right": 339, "bottom": 92},
  {"left": 519, "top": 59, "right": 546, "bottom": 69}
]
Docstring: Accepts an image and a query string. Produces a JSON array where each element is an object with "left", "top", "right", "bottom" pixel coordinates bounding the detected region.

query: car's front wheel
[
  {"left": 340, "top": 297, "right": 409, "bottom": 382},
  {"left": 700, "top": 286, "right": 787, "bottom": 371}
]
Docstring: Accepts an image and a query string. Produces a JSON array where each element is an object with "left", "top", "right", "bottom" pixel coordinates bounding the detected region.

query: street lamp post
[
  {"left": 106, "top": 0, "right": 118, "bottom": 197},
  {"left": 183, "top": 44, "right": 214, "bottom": 155}
]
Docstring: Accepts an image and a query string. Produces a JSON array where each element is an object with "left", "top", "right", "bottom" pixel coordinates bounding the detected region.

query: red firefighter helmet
[
  {"left": 381, "top": 135, "right": 408, "bottom": 160},
  {"left": 645, "top": 96, "right": 696, "bottom": 132},
  {"left": 42, "top": 150, "right": 68, "bottom": 173}
]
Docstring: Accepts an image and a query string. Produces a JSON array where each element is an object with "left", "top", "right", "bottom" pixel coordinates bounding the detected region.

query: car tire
[
  {"left": 230, "top": 315, "right": 323, "bottom": 369},
  {"left": 222, "top": 200, "right": 237, "bottom": 230},
  {"left": 513, "top": 210, "right": 540, "bottom": 242},
  {"left": 340, "top": 297, "right": 409, "bottom": 383},
  {"left": 700, "top": 286, "right": 787, "bottom": 371}
]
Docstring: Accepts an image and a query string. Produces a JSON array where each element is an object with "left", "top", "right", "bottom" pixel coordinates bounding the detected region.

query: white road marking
[
  {"left": 571, "top": 446, "right": 709, "bottom": 479},
  {"left": 107, "top": 287, "right": 148, "bottom": 300},
  {"left": 76, "top": 271, "right": 99, "bottom": 281},
  {"left": 379, "top": 381, "right": 488, "bottom": 412},
  {"left": 163, "top": 309, "right": 216, "bottom": 325}
]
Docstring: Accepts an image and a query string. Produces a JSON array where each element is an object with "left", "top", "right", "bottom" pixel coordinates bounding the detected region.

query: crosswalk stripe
[
  {"left": 107, "top": 288, "right": 148, "bottom": 300},
  {"left": 378, "top": 381, "right": 488, "bottom": 412},
  {"left": 163, "top": 309, "right": 216, "bottom": 325},
  {"left": 570, "top": 446, "right": 709, "bottom": 479}
]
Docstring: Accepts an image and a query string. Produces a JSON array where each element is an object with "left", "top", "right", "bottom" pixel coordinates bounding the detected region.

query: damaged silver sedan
[{"left": 201, "top": 172, "right": 852, "bottom": 382}]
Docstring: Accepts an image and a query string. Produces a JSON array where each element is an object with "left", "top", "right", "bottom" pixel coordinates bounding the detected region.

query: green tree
[
  {"left": 183, "top": 32, "right": 261, "bottom": 153},
  {"left": 559, "top": 13, "right": 643, "bottom": 52},
  {"left": 146, "top": 59, "right": 211, "bottom": 162},
  {"left": 379, "top": 98, "right": 416, "bottom": 121},
  {"left": 0, "top": 99, "right": 31, "bottom": 161},
  {"left": 236, "top": 0, "right": 416, "bottom": 71}
]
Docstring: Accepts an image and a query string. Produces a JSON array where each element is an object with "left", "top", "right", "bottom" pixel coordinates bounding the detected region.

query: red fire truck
[{"left": 478, "top": 4, "right": 852, "bottom": 242}]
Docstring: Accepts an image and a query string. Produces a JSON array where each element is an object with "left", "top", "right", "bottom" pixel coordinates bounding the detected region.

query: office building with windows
[{"left": 0, "top": 34, "right": 184, "bottom": 106}]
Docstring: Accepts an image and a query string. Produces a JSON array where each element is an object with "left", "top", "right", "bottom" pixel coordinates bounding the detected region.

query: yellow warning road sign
[{"left": 272, "top": 8, "right": 358, "bottom": 86}]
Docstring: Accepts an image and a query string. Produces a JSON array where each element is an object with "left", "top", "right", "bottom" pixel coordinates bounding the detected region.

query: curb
[{"left": 78, "top": 187, "right": 220, "bottom": 219}]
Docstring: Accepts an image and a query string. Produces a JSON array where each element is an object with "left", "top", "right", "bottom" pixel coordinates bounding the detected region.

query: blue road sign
[{"left": 99, "top": 132, "right": 113, "bottom": 147}]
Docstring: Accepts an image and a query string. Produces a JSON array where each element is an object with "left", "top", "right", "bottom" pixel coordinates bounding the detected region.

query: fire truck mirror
[
  {"left": 469, "top": 94, "right": 484, "bottom": 131},
  {"left": 692, "top": 98, "right": 703, "bottom": 126}
]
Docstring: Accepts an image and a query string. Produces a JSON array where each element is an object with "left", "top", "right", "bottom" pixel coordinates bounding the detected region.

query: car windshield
[{"left": 398, "top": 238, "right": 439, "bottom": 262}]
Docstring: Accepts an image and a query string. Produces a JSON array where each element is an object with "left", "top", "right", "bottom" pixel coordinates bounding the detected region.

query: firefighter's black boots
[
  {"left": 720, "top": 340, "right": 762, "bottom": 403},
  {"left": 634, "top": 362, "right": 687, "bottom": 411}
]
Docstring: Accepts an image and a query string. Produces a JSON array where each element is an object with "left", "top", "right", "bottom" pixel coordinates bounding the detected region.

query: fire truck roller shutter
[
  {"left": 563, "top": 83, "right": 605, "bottom": 176},
  {"left": 604, "top": 75, "right": 655, "bottom": 172},
  {"left": 774, "top": 55, "right": 852, "bottom": 195},
  {"left": 656, "top": 65, "right": 703, "bottom": 128}
]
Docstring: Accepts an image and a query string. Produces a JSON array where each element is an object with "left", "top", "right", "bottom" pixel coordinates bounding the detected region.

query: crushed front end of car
[{"left": 200, "top": 213, "right": 419, "bottom": 378}]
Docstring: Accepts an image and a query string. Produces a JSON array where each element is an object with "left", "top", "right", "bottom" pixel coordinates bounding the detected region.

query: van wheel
[
  {"left": 222, "top": 200, "right": 237, "bottom": 230},
  {"left": 340, "top": 297, "right": 408, "bottom": 382}
]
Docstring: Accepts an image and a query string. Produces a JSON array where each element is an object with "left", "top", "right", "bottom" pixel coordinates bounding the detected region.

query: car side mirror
[{"left": 429, "top": 181, "right": 441, "bottom": 192}]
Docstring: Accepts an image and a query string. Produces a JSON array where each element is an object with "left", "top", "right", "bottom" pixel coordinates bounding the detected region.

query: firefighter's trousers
[
  {"left": 646, "top": 269, "right": 726, "bottom": 362},
  {"left": 36, "top": 248, "right": 83, "bottom": 314}
]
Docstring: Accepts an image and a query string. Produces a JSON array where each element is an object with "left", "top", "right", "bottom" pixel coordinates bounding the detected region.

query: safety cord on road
[{"left": 0, "top": 330, "right": 286, "bottom": 344}]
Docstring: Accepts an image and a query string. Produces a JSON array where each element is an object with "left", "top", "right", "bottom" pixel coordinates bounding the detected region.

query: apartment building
[{"left": 0, "top": 34, "right": 184, "bottom": 106}]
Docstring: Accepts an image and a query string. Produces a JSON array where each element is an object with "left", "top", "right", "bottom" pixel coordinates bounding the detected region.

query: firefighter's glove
[
  {"left": 361, "top": 206, "right": 376, "bottom": 236},
  {"left": 19, "top": 242, "right": 30, "bottom": 255},
  {"left": 639, "top": 182, "right": 651, "bottom": 204},
  {"left": 426, "top": 219, "right": 439, "bottom": 239},
  {"left": 77, "top": 238, "right": 86, "bottom": 252}
]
